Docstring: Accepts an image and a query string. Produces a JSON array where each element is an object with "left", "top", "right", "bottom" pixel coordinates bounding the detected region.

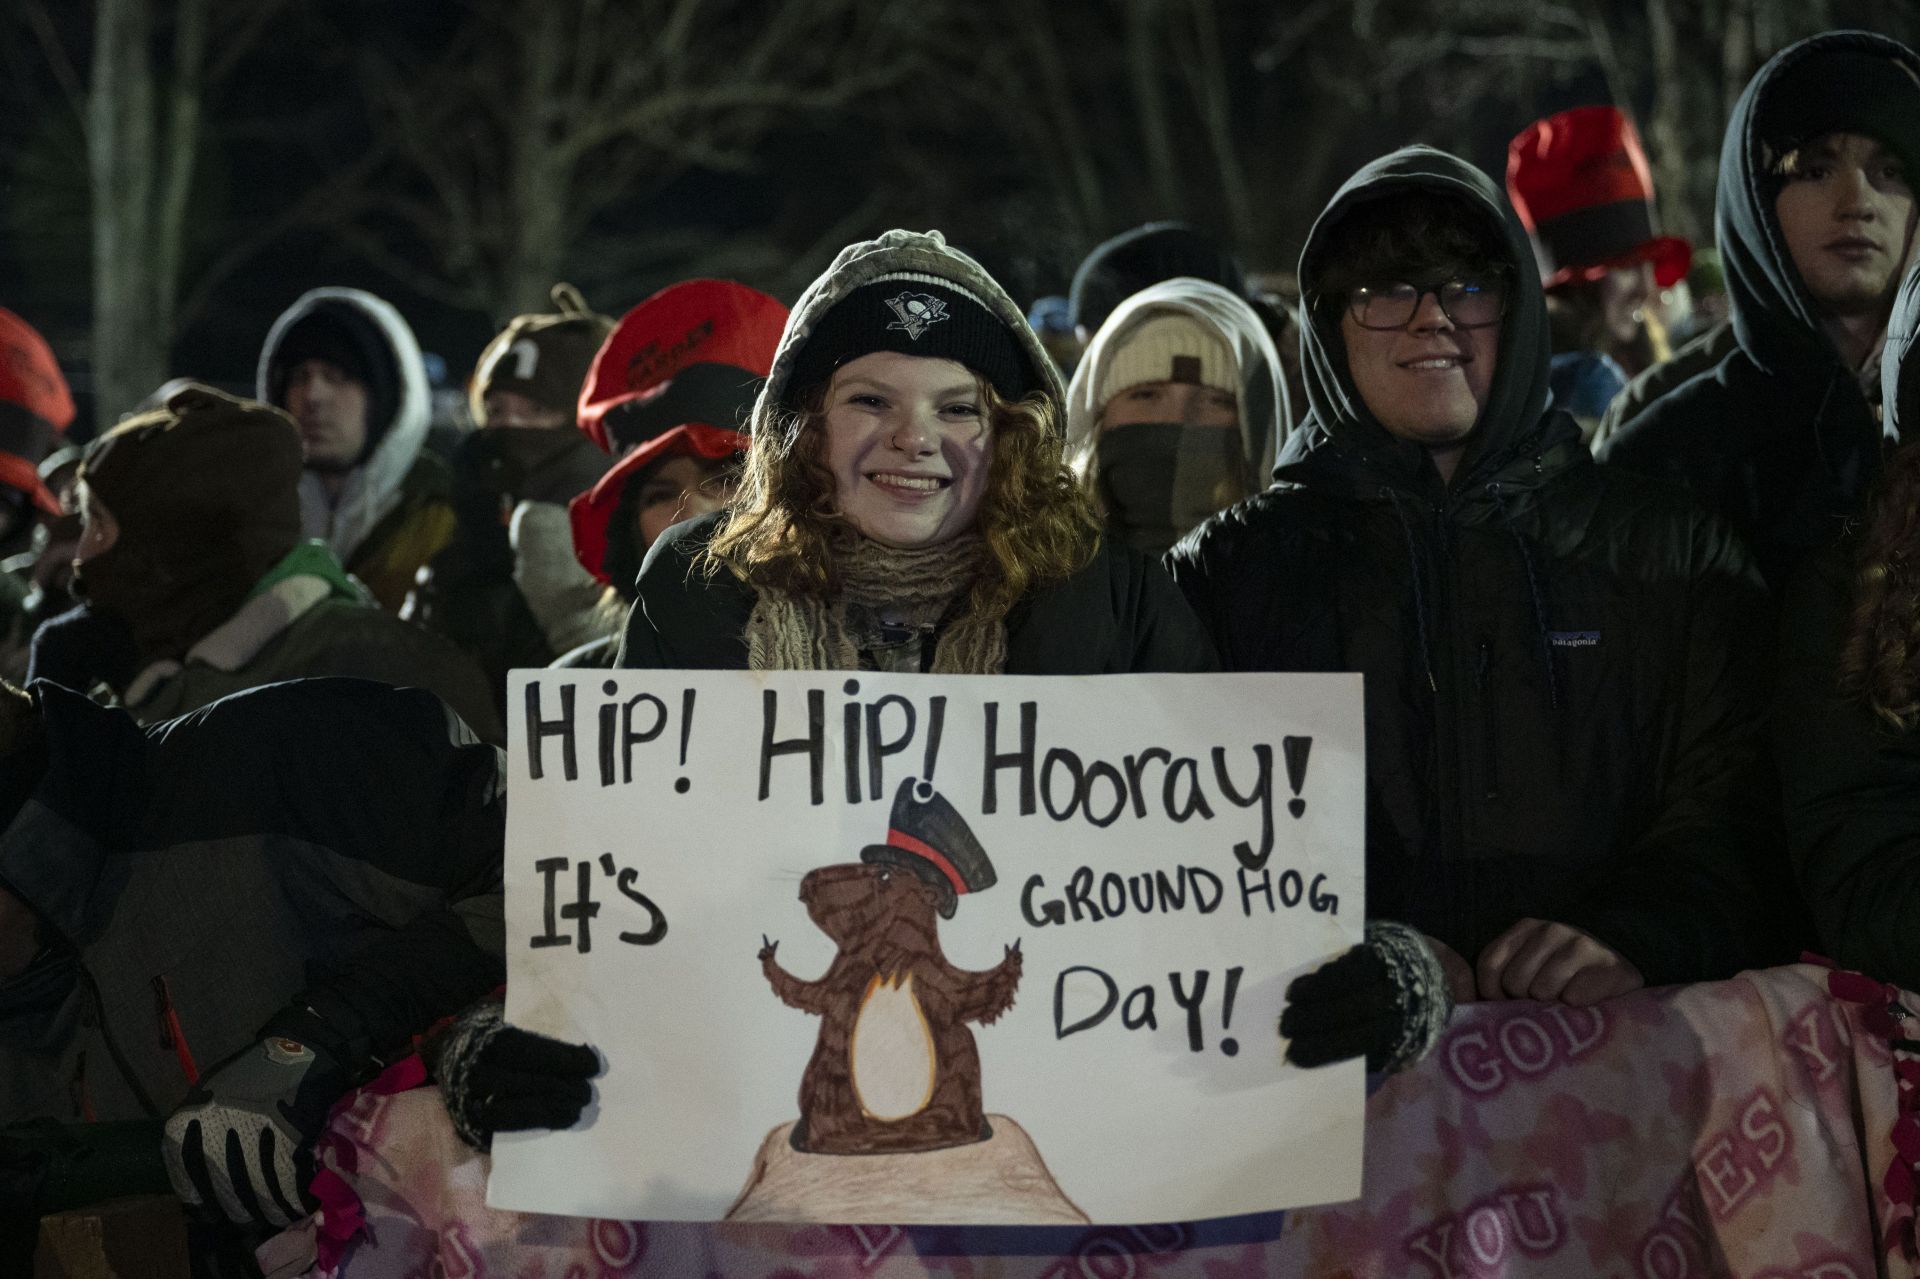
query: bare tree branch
[{"left": 20, "top": 1, "right": 87, "bottom": 128}]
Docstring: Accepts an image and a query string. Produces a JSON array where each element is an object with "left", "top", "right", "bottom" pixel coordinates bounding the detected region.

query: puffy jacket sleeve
[
  {"left": 1775, "top": 547, "right": 1920, "bottom": 988},
  {"left": 1558, "top": 511, "right": 1785, "bottom": 985},
  {"left": 615, "top": 514, "right": 751, "bottom": 670},
  {"left": 1119, "top": 546, "right": 1219, "bottom": 673},
  {"left": 145, "top": 680, "right": 508, "bottom": 1074}
]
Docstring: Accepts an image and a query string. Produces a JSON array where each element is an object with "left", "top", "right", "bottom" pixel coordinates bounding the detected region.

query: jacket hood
[
  {"left": 256, "top": 287, "right": 432, "bottom": 560},
  {"left": 1719, "top": 31, "right": 1920, "bottom": 376},
  {"left": 1063, "top": 276, "right": 1292, "bottom": 479},
  {"left": 1293, "top": 146, "right": 1554, "bottom": 491},
  {"left": 751, "top": 229, "right": 1064, "bottom": 438},
  {"left": 1884, "top": 263, "right": 1920, "bottom": 438}
]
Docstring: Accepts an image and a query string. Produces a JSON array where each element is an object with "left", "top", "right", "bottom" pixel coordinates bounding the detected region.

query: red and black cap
[
  {"left": 1506, "top": 106, "right": 1692, "bottom": 291},
  {"left": 577, "top": 279, "right": 788, "bottom": 456},
  {"left": 566, "top": 423, "right": 747, "bottom": 586},
  {"left": 0, "top": 308, "right": 74, "bottom": 517},
  {"left": 859, "top": 778, "right": 998, "bottom": 919}
]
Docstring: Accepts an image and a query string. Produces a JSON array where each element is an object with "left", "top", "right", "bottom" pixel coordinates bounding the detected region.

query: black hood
[
  {"left": 1292, "top": 146, "right": 1556, "bottom": 493},
  {"left": 1719, "top": 31, "right": 1920, "bottom": 377}
]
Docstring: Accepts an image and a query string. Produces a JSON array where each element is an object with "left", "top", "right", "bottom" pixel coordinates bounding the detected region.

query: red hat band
[{"left": 885, "top": 827, "right": 971, "bottom": 898}]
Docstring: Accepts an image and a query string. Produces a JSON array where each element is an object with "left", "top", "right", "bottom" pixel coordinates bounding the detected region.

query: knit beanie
[
  {"left": 470, "top": 284, "right": 615, "bottom": 425},
  {"left": 1070, "top": 222, "right": 1247, "bottom": 334},
  {"left": 1096, "top": 312, "right": 1239, "bottom": 412},
  {"left": 266, "top": 301, "right": 401, "bottom": 451},
  {"left": 1758, "top": 46, "right": 1920, "bottom": 176},
  {"left": 784, "top": 272, "right": 1039, "bottom": 404},
  {"left": 73, "top": 383, "right": 305, "bottom": 664}
]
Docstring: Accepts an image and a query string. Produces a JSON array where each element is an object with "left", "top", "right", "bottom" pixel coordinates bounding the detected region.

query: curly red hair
[
  {"left": 1842, "top": 442, "right": 1920, "bottom": 728},
  {"left": 706, "top": 375, "right": 1099, "bottom": 622}
]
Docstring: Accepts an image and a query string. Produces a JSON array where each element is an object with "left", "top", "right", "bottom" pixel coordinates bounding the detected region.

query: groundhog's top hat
[
  {"left": 1506, "top": 105, "right": 1692, "bottom": 291},
  {"left": 861, "top": 779, "right": 997, "bottom": 919}
]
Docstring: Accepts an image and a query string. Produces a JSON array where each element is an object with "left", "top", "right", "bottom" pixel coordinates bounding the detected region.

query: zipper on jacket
[
  {"left": 1427, "top": 505, "right": 1465, "bottom": 864},
  {"left": 1475, "top": 638, "right": 1500, "bottom": 801},
  {"left": 79, "top": 965, "right": 161, "bottom": 1118},
  {"left": 152, "top": 974, "right": 200, "bottom": 1085},
  {"left": 69, "top": 1049, "right": 95, "bottom": 1122}
]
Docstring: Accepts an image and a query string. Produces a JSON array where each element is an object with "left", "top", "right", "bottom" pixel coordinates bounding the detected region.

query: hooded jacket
[
  {"left": 1775, "top": 265, "right": 1920, "bottom": 989},
  {"left": 1065, "top": 277, "right": 1292, "bottom": 549},
  {"left": 618, "top": 230, "right": 1214, "bottom": 675},
  {"left": 258, "top": 288, "right": 455, "bottom": 611},
  {"left": 1167, "top": 147, "right": 1781, "bottom": 982},
  {"left": 0, "top": 679, "right": 505, "bottom": 1124},
  {"left": 1599, "top": 31, "right": 1920, "bottom": 591}
]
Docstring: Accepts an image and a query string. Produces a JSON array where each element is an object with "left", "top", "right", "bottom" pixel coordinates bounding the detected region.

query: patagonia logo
[
  {"left": 1548, "top": 631, "right": 1600, "bottom": 649},
  {"left": 884, "top": 292, "right": 949, "bottom": 340}
]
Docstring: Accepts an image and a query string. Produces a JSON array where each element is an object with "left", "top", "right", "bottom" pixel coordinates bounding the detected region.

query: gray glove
[{"left": 162, "top": 1033, "right": 348, "bottom": 1227}]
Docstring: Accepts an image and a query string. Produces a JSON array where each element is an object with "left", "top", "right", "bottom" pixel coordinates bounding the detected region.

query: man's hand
[
  {"left": 1474, "top": 918, "right": 1644, "bottom": 1006},
  {"left": 162, "top": 1034, "right": 348, "bottom": 1228}
]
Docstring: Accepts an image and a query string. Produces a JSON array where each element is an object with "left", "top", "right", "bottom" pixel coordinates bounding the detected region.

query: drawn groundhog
[{"left": 759, "top": 779, "right": 1022, "bottom": 1156}]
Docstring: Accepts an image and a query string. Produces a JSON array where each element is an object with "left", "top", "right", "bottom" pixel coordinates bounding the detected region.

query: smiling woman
[{"left": 613, "top": 229, "right": 1218, "bottom": 677}]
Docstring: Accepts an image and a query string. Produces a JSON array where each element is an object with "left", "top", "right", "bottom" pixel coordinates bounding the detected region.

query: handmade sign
[{"left": 488, "top": 670, "right": 1365, "bottom": 1225}]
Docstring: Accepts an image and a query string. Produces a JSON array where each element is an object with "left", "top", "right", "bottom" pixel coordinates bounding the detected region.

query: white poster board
[{"left": 489, "top": 670, "right": 1365, "bottom": 1225}]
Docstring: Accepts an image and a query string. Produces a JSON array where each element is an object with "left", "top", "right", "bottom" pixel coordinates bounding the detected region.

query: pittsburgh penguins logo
[{"left": 883, "top": 292, "right": 950, "bottom": 340}]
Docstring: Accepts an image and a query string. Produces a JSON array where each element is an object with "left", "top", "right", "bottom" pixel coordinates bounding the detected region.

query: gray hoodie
[{"left": 256, "top": 287, "right": 433, "bottom": 564}]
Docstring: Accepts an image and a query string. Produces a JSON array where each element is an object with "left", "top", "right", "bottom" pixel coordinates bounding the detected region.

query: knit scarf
[{"left": 744, "top": 534, "right": 1007, "bottom": 673}]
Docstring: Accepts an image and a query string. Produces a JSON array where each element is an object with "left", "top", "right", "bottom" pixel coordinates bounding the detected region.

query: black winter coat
[
  {"left": 0, "top": 679, "right": 505, "bottom": 1123},
  {"left": 1598, "top": 32, "right": 1920, "bottom": 591},
  {"left": 617, "top": 511, "right": 1218, "bottom": 675},
  {"left": 1169, "top": 147, "right": 1783, "bottom": 983}
]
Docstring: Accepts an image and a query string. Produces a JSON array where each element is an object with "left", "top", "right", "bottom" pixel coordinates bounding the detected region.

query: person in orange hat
[
  {"left": 0, "top": 309, "right": 76, "bottom": 681},
  {"left": 1507, "top": 105, "right": 1693, "bottom": 439},
  {"left": 509, "top": 279, "right": 789, "bottom": 666},
  {"left": 0, "top": 309, "right": 74, "bottom": 553}
]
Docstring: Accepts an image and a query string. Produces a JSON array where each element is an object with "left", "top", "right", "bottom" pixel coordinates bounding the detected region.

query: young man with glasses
[{"left": 1168, "top": 147, "right": 1784, "bottom": 1068}]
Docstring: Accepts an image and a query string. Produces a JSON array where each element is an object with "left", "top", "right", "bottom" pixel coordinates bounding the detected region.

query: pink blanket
[{"left": 264, "top": 963, "right": 1920, "bottom": 1279}]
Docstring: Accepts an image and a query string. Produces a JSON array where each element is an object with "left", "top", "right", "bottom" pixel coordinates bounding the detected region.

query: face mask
[
  {"left": 484, "top": 427, "right": 601, "bottom": 503},
  {"left": 1095, "top": 422, "right": 1250, "bottom": 555}
]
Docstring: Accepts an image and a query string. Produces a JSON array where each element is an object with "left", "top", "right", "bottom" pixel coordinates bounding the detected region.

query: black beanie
[
  {"left": 1069, "top": 222, "right": 1247, "bottom": 334},
  {"left": 1758, "top": 49, "right": 1920, "bottom": 173},
  {"left": 783, "top": 273, "right": 1038, "bottom": 404},
  {"left": 268, "top": 302, "right": 402, "bottom": 450}
]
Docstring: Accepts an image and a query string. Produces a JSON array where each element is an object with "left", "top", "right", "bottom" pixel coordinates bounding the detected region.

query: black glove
[
  {"left": 1281, "top": 920, "right": 1453, "bottom": 1073},
  {"left": 161, "top": 1023, "right": 350, "bottom": 1227},
  {"left": 424, "top": 998, "right": 599, "bottom": 1151},
  {"left": 27, "top": 604, "right": 140, "bottom": 695}
]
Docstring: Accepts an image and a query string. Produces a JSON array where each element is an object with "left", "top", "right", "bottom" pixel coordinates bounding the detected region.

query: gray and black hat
[
  {"left": 859, "top": 778, "right": 998, "bottom": 919},
  {"left": 785, "top": 271, "right": 1038, "bottom": 403}
]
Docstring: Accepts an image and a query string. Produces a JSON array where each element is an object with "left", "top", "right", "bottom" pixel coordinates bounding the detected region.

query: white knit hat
[{"left": 1095, "top": 312, "right": 1238, "bottom": 412}]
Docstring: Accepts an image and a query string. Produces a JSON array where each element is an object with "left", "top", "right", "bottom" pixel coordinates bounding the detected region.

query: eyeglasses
[{"left": 1344, "top": 279, "right": 1508, "bottom": 331}]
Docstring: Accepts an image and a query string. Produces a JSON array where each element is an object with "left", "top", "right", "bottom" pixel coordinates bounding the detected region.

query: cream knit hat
[{"left": 1095, "top": 312, "right": 1238, "bottom": 413}]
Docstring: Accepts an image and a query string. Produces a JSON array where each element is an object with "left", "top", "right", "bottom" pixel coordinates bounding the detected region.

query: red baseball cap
[
  {"left": 0, "top": 308, "right": 75, "bottom": 516},
  {"left": 576, "top": 279, "right": 788, "bottom": 454},
  {"left": 1507, "top": 106, "right": 1693, "bottom": 290}
]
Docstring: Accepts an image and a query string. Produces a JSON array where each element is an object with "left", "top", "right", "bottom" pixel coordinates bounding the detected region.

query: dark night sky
[{"left": 3, "top": 1, "right": 1914, "bottom": 433}]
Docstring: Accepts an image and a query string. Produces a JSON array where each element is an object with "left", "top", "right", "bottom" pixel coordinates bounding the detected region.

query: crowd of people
[{"left": 2, "top": 23, "right": 1920, "bottom": 1275}]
